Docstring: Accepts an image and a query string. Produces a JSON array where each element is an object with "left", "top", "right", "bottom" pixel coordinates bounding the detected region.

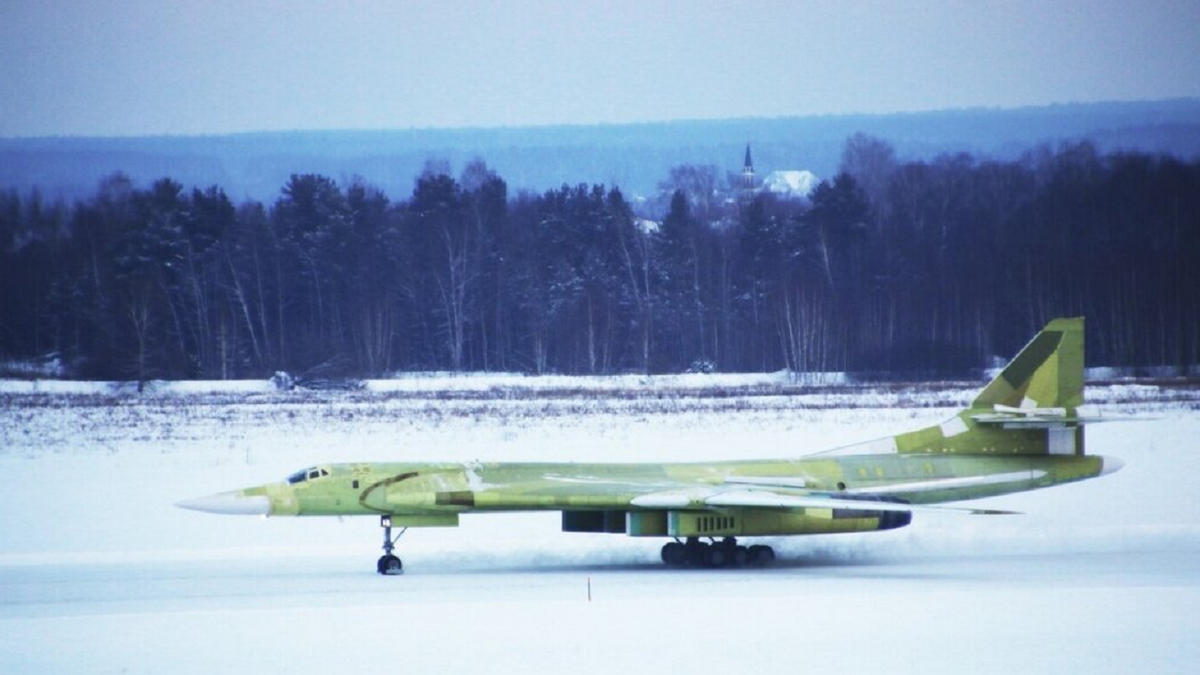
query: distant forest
[
  {"left": 4, "top": 99, "right": 1200, "bottom": 205},
  {"left": 1, "top": 136, "right": 1198, "bottom": 381}
]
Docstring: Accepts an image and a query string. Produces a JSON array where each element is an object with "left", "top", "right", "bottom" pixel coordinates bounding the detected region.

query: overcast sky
[{"left": 1, "top": 0, "right": 1197, "bottom": 137}]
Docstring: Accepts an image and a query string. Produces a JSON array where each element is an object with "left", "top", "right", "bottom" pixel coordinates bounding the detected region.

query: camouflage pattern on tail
[
  {"left": 972, "top": 317, "right": 1084, "bottom": 413},
  {"left": 888, "top": 317, "right": 1087, "bottom": 457}
]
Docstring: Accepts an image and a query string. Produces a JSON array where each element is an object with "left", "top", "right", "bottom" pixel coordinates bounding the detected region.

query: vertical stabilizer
[
  {"left": 972, "top": 318, "right": 1084, "bottom": 412},
  {"left": 817, "top": 317, "right": 1092, "bottom": 458}
]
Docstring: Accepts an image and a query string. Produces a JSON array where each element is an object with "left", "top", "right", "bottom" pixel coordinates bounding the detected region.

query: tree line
[{"left": 1, "top": 138, "right": 1197, "bottom": 382}]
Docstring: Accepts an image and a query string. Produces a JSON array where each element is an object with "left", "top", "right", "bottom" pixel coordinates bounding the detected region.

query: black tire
[
  {"left": 760, "top": 546, "right": 775, "bottom": 565},
  {"left": 705, "top": 545, "right": 729, "bottom": 568},
  {"left": 732, "top": 545, "right": 749, "bottom": 568},
  {"left": 748, "top": 544, "right": 774, "bottom": 568},
  {"left": 377, "top": 554, "right": 403, "bottom": 575},
  {"left": 661, "top": 542, "right": 687, "bottom": 566}
]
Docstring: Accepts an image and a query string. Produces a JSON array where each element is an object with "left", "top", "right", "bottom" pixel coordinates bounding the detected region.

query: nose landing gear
[{"left": 377, "top": 516, "right": 407, "bottom": 575}]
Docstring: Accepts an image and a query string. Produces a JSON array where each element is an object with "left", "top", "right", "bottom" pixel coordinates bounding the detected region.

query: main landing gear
[
  {"left": 660, "top": 537, "right": 775, "bottom": 569},
  {"left": 377, "top": 516, "right": 406, "bottom": 575}
]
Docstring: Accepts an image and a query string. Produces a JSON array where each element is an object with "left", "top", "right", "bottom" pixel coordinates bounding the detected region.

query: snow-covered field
[{"left": 1, "top": 377, "right": 1198, "bottom": 674}]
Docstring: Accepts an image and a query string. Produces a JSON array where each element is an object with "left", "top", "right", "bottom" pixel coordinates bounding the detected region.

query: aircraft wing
[{"left": 630, "top": 487, "right": 1015, "bottom": 515}]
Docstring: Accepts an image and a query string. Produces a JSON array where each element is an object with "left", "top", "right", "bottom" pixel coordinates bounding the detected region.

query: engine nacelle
[
  {"left": 562, "top": 510, "right": 627, "bottom": 533},
  {"left": 564, "top": 504, "right": 912, "bottom": 538},
  {"left": 626, "top": 505, "right": 910, "bottom": 537}
]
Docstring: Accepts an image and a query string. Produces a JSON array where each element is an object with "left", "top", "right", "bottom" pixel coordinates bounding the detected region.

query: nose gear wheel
[{"left": 376, "top": 516, "right": 407, "bottom": 575}]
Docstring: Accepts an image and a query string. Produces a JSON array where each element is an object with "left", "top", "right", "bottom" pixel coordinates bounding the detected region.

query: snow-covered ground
[{"left": 1, "top": 379, "right": 1198, "bottom": 674}]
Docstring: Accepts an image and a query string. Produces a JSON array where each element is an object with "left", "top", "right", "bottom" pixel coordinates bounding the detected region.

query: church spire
[{"left": 741, "top": 143, "right": 756, "bottom": 197}]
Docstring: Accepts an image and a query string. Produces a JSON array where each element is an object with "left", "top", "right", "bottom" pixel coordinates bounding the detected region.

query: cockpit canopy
[{"left": 287, "top": 466, "right": 330, "bottom": 484}]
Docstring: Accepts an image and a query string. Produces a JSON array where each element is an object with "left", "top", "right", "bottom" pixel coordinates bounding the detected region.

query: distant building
[
  {"left": 739, "top": 144, "right": 819, "bottom": 201},
  {"left": 762, "top": 170, "right": 819, "bottom": 199},
  {"left": 741, "top": 144, "right": 757, "bottom": 196}
]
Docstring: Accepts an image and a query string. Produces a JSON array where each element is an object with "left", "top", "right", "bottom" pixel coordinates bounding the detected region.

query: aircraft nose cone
[
  {"left": 1100, "top": 456, "right": 1125, "bottom": 476},
  {"left": 176, "top": 490, "right": 271, "bottom": 515}
]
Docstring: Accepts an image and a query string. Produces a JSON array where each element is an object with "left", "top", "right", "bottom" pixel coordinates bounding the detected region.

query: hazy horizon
[
  {"left": 3, "top": 1, "right": 1198, "bottom": 138},
  {"left": 4, "top": 96, "right": 1199, "bottom": 141}
]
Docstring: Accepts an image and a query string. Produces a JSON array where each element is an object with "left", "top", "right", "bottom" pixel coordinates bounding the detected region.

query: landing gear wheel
[
  {"left": 377, "top": 516, "right": 408, "bottom": 576},
  {"left": 732, "top": 545, "right": 749, "bottom": 568},
  {"left": 662, "top": 537, "right": 770, "bottom": 569},
  {"left": 748, "top": 544, "right": 776, "bottom": 567},
  {"left": 684, "top": 538, "right": 709, "bottom": 567},
  {"left": 377, "top": 554, "right": 403, "bottom": 575},
  {"left": 704, "top": 545, "right": 729, "bottom": 568},
  {"left": 661, "top": 542, "right": 687, "bottom": 567}
]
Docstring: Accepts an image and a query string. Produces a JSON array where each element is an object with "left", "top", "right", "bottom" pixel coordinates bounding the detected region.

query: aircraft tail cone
[{"left": 177, "top": 491, "right": 271, "bottom": 515}]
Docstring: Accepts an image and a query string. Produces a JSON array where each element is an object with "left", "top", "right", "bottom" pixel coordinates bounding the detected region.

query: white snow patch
[{"left": 1, "top": 380, "right": 1198, "bottom": 674}]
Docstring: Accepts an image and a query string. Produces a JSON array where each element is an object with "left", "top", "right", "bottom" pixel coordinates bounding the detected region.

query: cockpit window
[{"left": 287, "top": 467, "right": 329, "bottom": 484}]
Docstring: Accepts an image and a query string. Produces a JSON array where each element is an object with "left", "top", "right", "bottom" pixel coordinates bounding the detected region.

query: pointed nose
[
  {"left": 176, "top": 490, "right": 271, "bottom": 515},
  {"left": 1100, "top": 456, "right": 1125, "bottom": 476}
]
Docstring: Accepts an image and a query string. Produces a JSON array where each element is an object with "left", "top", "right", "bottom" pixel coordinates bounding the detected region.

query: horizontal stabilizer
[{"left": 972, "top": 405, "right": 1110, "bottom": 428}]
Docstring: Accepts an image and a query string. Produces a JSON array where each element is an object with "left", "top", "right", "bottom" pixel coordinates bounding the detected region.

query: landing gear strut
[
  {"left": 660, "top": 537, "right": 774, "bottom": 569},
  {"left": 377, "top": 516, "right": 406, "bottom": 575}
]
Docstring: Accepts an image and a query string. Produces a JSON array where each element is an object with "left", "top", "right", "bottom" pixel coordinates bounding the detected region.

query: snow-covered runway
[
  {"left": 2, "top": 378, "right": 1198, "bottom": 674},
  {"left": 4, "top": 549, "right": 1196, "bottom": 674}
]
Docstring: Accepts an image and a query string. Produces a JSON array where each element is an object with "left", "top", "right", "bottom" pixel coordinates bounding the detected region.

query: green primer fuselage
[
  {"left": 260, "top": 453, "right": 1106, "bottom": 519},
  {"left": 194, "top": 318, "right": 1121, "bottom": 543}
]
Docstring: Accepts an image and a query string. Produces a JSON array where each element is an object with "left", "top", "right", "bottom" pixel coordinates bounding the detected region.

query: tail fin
[
  {"left": 887, "top": 317, "right": 1087, "bottom": 457},
  {"left": 821, "top": 317, "right": 1091, "bottom": 459},
  {"left": 972, "top": 317, "right": 1084, "bottom": 413}
]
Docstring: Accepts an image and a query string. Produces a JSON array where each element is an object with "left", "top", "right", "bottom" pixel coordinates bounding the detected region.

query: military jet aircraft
[{"left": 179, "top": 317, "right": 1122, "bottom": 574}]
